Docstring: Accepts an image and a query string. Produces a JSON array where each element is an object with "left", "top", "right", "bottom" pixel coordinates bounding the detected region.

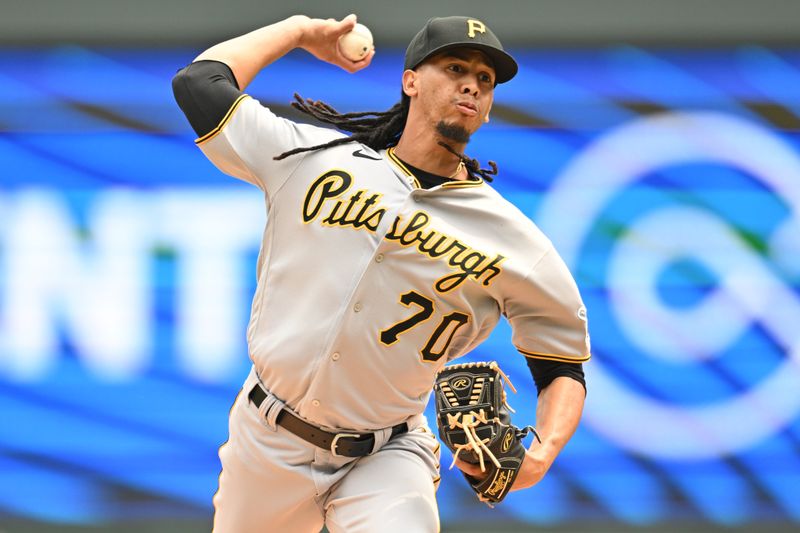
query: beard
[{"left": 436, "top": 121, "right": 471, "bottom": 144}]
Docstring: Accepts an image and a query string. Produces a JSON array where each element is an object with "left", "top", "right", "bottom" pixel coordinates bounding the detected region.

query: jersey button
[
  {"left": 311, "top": 399, "right": 320, "bottom": 407},
  {"left": 353, "top": 302, "right": 363, "bottom": 312},
  {"left": 375, "top": 253, "right": 384, "bottom": 263},
  {"left": 332, "top": 352, "right": 340, "bottom": 361}
]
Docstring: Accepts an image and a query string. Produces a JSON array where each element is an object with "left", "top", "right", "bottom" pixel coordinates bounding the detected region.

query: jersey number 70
[{"left": 379, "top": 290, "right": 470, "bottom": 363}]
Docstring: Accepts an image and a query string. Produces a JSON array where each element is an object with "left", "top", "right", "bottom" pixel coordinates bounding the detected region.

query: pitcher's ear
[{"left": 402, "top": 69, "right": 419, "bottom": 97}]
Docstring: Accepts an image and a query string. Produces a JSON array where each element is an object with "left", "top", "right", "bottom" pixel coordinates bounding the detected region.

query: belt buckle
[{"left": 331, "top": 432, "right": 360, "bottom": 457}]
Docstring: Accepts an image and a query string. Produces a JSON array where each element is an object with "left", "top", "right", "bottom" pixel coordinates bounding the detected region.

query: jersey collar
[{"left": 386, "top": 147, "right": 484, "bottom": 190}]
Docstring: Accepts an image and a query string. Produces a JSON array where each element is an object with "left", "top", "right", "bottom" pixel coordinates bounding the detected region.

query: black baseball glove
[{"left": 434, "top": 361, "right": 539, "bottom": 506}]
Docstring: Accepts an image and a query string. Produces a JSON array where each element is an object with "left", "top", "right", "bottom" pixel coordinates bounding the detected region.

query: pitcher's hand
[{"left": 298, "top": 14, "right": 375, "bottom": 73}]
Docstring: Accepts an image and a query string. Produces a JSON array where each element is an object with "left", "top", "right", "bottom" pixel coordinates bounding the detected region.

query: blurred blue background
[{"left": 2, "top": 2, "right": 800, "bottom": 532}]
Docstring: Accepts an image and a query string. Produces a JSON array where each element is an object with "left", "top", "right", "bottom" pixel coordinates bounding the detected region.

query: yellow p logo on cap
[{"left": 467, "top": 19, "right": 486, "bottom": 38}]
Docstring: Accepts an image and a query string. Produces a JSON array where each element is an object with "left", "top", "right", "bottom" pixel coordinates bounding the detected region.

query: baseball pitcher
[{"left": 172, "top": 14, "right": 589, "bottom": 533}]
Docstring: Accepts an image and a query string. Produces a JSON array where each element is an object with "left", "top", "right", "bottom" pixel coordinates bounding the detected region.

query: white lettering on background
[{"left": 0, "top": 188, "right": 264, "bottom": 382}]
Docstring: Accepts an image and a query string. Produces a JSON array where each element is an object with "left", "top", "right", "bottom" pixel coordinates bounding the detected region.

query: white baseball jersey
[{"left": 197, "top": 94, "right": 590, "bottom": 433}]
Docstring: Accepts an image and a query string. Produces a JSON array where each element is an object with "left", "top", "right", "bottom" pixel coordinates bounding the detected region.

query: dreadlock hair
[{"left": 274, "top": 92, "right": 499, "bottom": 182}]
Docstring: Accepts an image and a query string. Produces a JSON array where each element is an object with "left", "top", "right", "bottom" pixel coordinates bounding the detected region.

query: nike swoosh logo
[{"left": 353, "top": 149, "right": 382, "bottom": 161}]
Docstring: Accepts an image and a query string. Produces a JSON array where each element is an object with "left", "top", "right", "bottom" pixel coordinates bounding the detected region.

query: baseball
[{"left": 338, "top": 23, "right": 373, "bottom": 62}]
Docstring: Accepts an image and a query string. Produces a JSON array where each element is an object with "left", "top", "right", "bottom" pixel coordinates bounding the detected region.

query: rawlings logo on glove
[{"left": 434, "top": 361, "right": 539, "bottom": 506}]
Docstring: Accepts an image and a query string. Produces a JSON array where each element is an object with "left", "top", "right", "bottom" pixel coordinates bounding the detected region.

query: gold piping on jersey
[
  {"left": 195, "top": 94, "right": 250, "bottom": 145},
  {"left": 387, "top": 147, "right": 412, "bottom": 176},
  {"left": 387, "top": 148, "right": 422, "bottom": 188},
  {"left": 387, "top": 148, "right": 483, "bottom": 189},
  {"left": 517, "top": 347, "right": 591, "bottom": 364},
  {"left": 441, "top": 177, "right": 483, "bottom": 189}
]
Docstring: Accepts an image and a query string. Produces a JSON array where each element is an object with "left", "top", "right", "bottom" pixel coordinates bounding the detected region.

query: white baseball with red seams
[{"left": 338, "top": 23, "right": 373, "bottom": 61}]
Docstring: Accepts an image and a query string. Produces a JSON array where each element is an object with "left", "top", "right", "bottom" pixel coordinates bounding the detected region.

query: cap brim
[{"left": 412, "top": 42, "right": 518, "bottom": 84}]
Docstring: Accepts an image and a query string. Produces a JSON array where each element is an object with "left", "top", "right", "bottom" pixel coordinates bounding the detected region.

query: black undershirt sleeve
[
  {"left": 526, "top": 358, "right": 586, "bottom": 395},
  {"left": 171, "top": 60, "right": 243, "bottom": 138}
]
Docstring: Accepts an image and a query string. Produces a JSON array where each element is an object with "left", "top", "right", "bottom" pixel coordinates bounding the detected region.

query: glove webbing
[
  {"left": 447, "top": 409, "right": 500, "bottom": 473},
  {"left": 442, "top": 365, "right": 524, "bottom": 474}
]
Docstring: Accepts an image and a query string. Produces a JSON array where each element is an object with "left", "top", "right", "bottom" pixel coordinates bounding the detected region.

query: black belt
[{"left": 248, "top": 383, "right": 408, "bottom": 458}]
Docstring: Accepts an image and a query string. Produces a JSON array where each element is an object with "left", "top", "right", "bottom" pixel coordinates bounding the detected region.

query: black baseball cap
[{"left": 404, "top": 16, "right": 518, "bottom": 84}]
